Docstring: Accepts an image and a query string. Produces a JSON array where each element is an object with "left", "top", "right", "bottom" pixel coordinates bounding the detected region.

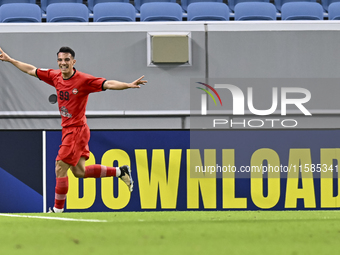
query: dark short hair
[{"left": 57, "top": 47, "right": 75, "bottom": 58}]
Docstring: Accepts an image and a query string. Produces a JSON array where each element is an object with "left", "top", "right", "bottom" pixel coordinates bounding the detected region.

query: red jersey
[{"left": 36, "top": 68, "right": 106, "bottom": 127}]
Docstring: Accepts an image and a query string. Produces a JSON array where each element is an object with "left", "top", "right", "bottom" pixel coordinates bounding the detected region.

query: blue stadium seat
[
  {"left": 0, "top": 3, "right": 41, "bottom": 22},
  {"left": 88, "top": 0, "right": 130, "bottom": 13},
  {"left": 187, "top": 2, "right": 229, "bottom": 21},
  {"left": 93, "top": 2, "right": 136, "bottom": 21},
  {"left": 0, "top": 0, "right": 35, "bottom": 5},
  {"left": 281, "top": 2, "right": 323, "bottom": 20},
  {"left": 234, "top": 2, "right": 277, "bottom": 20},
  {"left": 41, "top": 0, "right": 83, "bottom": 14},
  {"left": 46, "top": 3, "right": 89, "bottom": 22},
  {"left": 228, "top": 0, "right": 270, "bottom": 12},
  {"left": 140, "top": 2, "right": 182, "bottom": 21},
  {"left": 274, "top": 0, "right": 317, "bottom": 12},
  {"left": 182, "top": 0, "right": 223, "bottom": 13},
  {"left": 135, "top": 0, "right": 176, "bottom": 13},
  {"left": 328, "top": 2, "right": 340, "bottom": 19},
  {"left": 321, "top": 0, "right": 340, "bottom": 11}
]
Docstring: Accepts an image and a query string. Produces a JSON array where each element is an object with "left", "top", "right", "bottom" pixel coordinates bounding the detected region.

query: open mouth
[{"left": 60, "top": 66, "right": 68, "bottom": 71}]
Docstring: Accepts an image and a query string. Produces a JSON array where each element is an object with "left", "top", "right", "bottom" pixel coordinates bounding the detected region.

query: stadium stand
[
  {"left": 320, "top": 0, "right": 329, "bottom": 11},
  {"left": 281, "top": 2, "right": 324, "bottom": 20},
  {"left": 328, "top": 1, "right": 340, "bottom": 18},
  {"left": 181, "top": 0, "right": 223, "bottom": 12},
  {"left": 140, "top": 2, "right": 183, "bottom": 21},
  {"left": 93, "top": 2, "right": 136, "bottom": 21},
  {"left": 0, "top": 0, "right": 35, "bottom": 4},
  {"left": 0, "top": 3, "right": 41, "bottom": 22},
  {"left": 234, "top": 2, "right": 277, "bottom": 20},
  {"left": 135, "top": 0, "right": 176, "bottom": 12},
  {"left": 321, "top": 0, "right": 340, "bottom": 11},
  {"left": 88, "top": 0, "right": 130, "bottom": 13},
  {"left": 41, "top": 0, "right": 83, "bottom": 14},
  {"left": 0, "top": 0, "right": 334, "bottom": 22},
  {"left": 187, "top": 2, "right": 229, "bottom": 21},
  {"left": 228, "top": 0, "right": 270, "bottom": 12},
  {"left": 46, "top": 2, "right": 89, "bottom": 22},
  {"left": 274, "top": 0, "right": 317, "bottom": 12}
]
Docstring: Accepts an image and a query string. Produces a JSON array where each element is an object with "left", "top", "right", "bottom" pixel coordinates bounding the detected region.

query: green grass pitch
[{"left": 0, "top": 210, "right": 339, "bottom": 255}]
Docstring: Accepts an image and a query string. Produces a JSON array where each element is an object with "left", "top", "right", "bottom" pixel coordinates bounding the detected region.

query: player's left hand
[
  {"left": 130, "top": 75, "right": 147, "bottom": 88},
  {"left": 0, "top": 47, "right": 12, "bottom": 62}
]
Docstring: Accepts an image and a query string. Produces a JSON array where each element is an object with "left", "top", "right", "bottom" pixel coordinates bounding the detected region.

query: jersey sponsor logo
[
  {"left": 40, "top": 68, "right": 49, "bottom": 71},
  {"left": 72, "top": 88, "right": 78, "bottom": 95},
  {"left": 60, "top": 106, "right": 72, "bottom": 118}
]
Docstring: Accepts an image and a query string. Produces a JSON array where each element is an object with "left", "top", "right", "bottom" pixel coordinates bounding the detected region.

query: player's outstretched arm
[
  {"left": 0, "top": 47, "right": 37, "bottom": 77},
  {"left": 103, "top": 75, "right": 147, "bottom": 90}
]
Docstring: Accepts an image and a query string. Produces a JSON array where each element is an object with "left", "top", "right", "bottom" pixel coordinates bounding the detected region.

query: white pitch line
[{"left": 0, "top": 213, "right": 107, "bottom": 222}]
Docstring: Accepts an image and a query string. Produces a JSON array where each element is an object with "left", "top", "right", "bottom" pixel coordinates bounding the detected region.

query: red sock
[
  {"left": 84, "top": 165, "right": 119, "bottom": 178},
  {"left": 54, "top": 176, "right": 68, "bottom": 210}
]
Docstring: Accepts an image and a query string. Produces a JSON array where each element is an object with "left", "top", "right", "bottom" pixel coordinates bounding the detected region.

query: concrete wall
[{"left": 1, "top": 21, "right": 340, "bottom": 129}]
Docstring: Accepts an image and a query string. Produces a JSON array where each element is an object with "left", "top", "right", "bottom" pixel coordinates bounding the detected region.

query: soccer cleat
[
  {"left": 47, "top": 207, "right": 55, "bottom": 213},
  {"left": 119, "top": 165, "right": 133, "bottom": 192},
  {"left": 47, "top": 207, "right": 63, "bottom": 213}
]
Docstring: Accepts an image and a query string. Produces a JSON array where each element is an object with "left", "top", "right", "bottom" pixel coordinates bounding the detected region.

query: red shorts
[{"left": 56, "top": 124, "right": 90, "bottom": 166}]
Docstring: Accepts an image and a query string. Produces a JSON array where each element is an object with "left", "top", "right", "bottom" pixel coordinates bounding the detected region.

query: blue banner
[
  {"left": 0, "top": 131, "right": 43, "bottom": 213},
  {"left": 45, "top": 130, "right": 340, "bottom": 212}
]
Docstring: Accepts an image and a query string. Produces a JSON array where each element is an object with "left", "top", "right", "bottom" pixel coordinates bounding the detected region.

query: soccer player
[{"left": 0, "top": 46, "right": 147, "bottom": 213}]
